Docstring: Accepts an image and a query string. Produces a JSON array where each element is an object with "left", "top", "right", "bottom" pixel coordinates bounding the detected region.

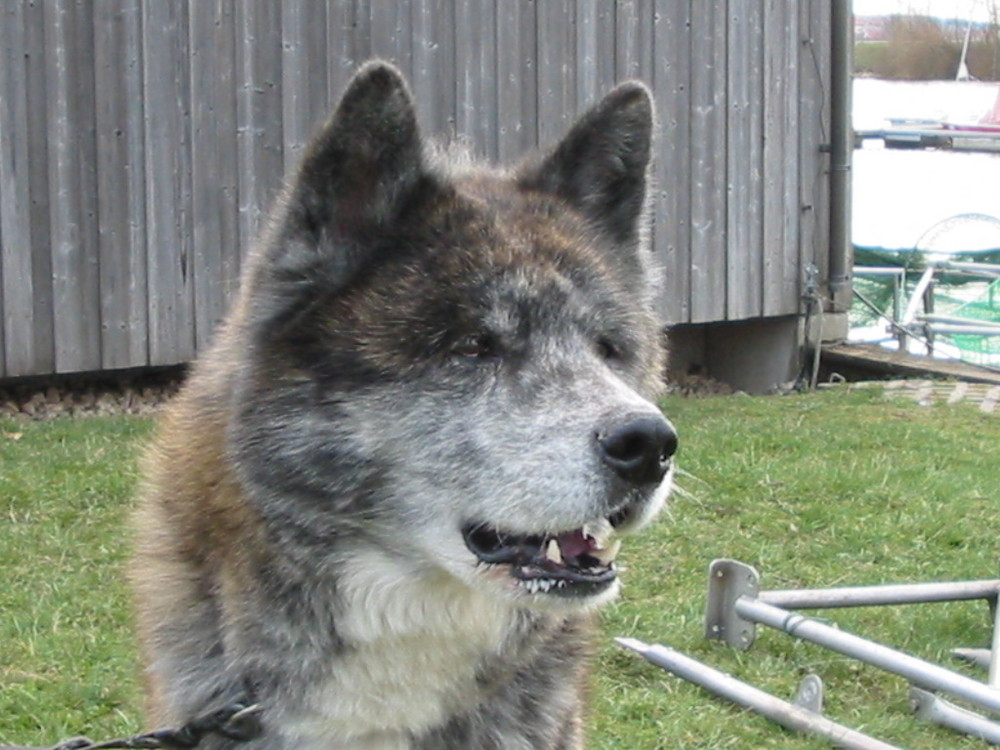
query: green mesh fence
[
  {"left": 850, "top": 274, "right": 899, "bottom": 329},
  {"left": 948, "top": 278, "right": 1000, "bottom": 365},
  {"left": 851, "top": 245, "right": 1000, "bottom": 366}
]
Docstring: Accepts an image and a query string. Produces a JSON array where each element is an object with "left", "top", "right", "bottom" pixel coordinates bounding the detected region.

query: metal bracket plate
[
  {"left": 705, "top": 559, "right": 761, "bottom": 649},
  {"left": 793, "top": 674, "right": 825, "bottom": 714}
]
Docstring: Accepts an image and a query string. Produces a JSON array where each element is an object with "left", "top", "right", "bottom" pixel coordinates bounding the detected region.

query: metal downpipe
[{"left": 828, "top": 0, "right": 854, "bottom": 309}]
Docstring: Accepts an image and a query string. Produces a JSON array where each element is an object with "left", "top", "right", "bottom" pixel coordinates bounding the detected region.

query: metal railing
[{"left": 619, "top": 559, "right": 1000, "bottom": 747}]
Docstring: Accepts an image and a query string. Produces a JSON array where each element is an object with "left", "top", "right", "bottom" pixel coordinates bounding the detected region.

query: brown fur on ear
[{"left": 518, "top": 82, "right": 653, "bottom": 246}]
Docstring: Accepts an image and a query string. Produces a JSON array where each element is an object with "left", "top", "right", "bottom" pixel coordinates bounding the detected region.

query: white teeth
[
  {"left": 521, "top": 577, "right": 565, "bottom": 595},
  {"left": 591, "top": 538, "right": 622, "bottom": 565},
  {"left": 545, "top": 538, "right": 563, "bottom": 565},
  {"left": 582, "top": 518, "right": 614, "bottom": 546}
]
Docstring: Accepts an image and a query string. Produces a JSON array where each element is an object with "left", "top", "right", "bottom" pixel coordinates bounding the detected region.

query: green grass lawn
[
  {"left": 1, "top": 416, "right": 153, "bottom": 745},
  {"left": 2, "top": 387, "right": 999, "bottom": 748},
  {"left": 594, "top": 387, "right": 1000, "bottom": 749}
]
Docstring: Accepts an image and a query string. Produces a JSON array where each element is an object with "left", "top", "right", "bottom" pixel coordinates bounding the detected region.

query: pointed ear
[
  {"left": 519, "top": 82, "right": 653, "bottom": 245},
  {"left": 285, "top": 61, "right": 426, "bottom": 243}
]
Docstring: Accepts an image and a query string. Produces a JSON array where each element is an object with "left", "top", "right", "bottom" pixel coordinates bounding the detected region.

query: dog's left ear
[{"left": 519, "top": 82, "right": 653, "bottom": 245}]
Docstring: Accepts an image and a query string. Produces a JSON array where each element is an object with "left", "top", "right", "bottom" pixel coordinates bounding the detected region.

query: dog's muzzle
[{"left": 462, "top": 411, "right": 676, "bottom": 600}]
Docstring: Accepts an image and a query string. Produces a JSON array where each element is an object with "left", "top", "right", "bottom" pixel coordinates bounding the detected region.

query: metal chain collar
[{"left": 1, "top": 702, "right": 263, "bottom": 750}]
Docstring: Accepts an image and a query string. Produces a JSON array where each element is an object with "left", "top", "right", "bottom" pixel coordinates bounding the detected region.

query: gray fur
[{"left": 132, "top": 61, "right": 676, "bottom": 750}]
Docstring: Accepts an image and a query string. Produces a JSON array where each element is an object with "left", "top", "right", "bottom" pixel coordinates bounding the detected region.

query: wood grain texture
[{"left": 0, "top": 0, "right": 833, "bottom": 377}]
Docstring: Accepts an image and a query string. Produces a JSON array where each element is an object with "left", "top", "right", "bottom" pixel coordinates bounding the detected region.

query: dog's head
[{"left": 228, "top": 62, "right": 676, "bottom": 612}]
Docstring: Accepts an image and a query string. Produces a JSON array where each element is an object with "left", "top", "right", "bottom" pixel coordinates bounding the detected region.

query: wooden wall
[{"left": 0, "top": 0, "right": 833, "bottom": 378}]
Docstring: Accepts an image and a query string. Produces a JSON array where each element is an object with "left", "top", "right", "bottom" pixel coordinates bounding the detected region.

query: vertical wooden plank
[
  {"left": 45, "top": 0, "right": 101, "bottom": 373},
  {"left": 761, "top": 0, "right": 783, "bottom": 317},
  {"left": 0, "top": 1, "right": 35, "bottom": 376},
  {"left": 24, "top": 0, "right": 57, "bottom": 375},
  {"left": 652, "top": 0, "right": 691, "bottom": 324},
  {"left": 412, "top": 0, "right": 457, "bottom": 138},
  {"left": 748, "top": 0, "right": 767, "bottom": 319},
  {"left": 576, "top": 0, "right": 617, "bottom": 106},
  {"left": 687, "top": 0, "right": 727, "bottom": 323},
  {"left": 537, "top": 0, "right": 576, "bottom": 148},
  {"left": 236, "top": 0, "right": 284, "bottom": 256},
  {"left": 455, "top": 0, "right": 498, "bottom": 161},
  {"left": 616, "top": 0, "right": 654, "bottom": 81},
  {"left": 143, "top": 0, "right": 195, "bottom": 366},
  {"left": 328, "top": 0, "right": 366, "bottom": 105},
  {"left": 780, "top": 0, "right": 802, "bottom": 316},
  {"left": 726, "top": 0, "right": 764, "bottom": 320},
  {"left": 369, "top": 0, "right": 413, "bottom": 76},
  {"left": 760, "top": 0, "right": 801, "bottom": 318},
  {"left": 282, "top": 1, "right": 329, "bottom": 173},
  {"left": 617, "top": 1, "right": 662, "bottom": 314},
  {"left": 0, "top": 213, "right": 4, "bottom": 375},
  {"left": 762, "top": 0, "right": 803, "bottom": 317},
  {"left": 0, "top": 215, "right": 4, "bottom": 376},
  {"left": 190, "top": 0, "right": 239, "bottom": 351},
  {"left": 725, "top": 0, "right": 750, "bottom": 319},
  {"left": 496, "top": 0, "right": 537, "bottom": 162},
  {"left": 94, "top": 0, "right": 149, "bottom": 369}
]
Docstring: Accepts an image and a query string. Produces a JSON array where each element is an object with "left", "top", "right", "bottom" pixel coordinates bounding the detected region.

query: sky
[{"left": 855, "top": 0, "right": 996, "bottom": 22}]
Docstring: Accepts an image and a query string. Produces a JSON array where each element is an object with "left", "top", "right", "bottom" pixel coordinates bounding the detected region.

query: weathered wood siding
[{"left": 0, "top": 0, "right": 833, "bottom": 378}]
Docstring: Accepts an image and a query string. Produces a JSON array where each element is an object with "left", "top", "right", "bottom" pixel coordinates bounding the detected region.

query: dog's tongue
[{"left": 555, "top": 529, "right": 594, "bottom": 558}]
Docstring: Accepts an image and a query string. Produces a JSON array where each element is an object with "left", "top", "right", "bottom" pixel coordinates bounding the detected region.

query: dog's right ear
[{"left": 276, "top": 61, "right": 426, "bottom": 272}]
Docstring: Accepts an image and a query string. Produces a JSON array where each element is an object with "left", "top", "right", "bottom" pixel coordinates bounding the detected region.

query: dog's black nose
[{"left": 597, "top": 415, "right": 677, "bottom": 485}]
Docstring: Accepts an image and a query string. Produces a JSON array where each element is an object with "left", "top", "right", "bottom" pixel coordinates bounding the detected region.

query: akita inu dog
[{"left": 132, "top": 61, "right": 676, "bottom": 750}]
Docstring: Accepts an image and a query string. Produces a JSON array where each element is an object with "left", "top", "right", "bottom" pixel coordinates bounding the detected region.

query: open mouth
[{"left": 461, "top": 518, "right": 622, "bottom": 597}]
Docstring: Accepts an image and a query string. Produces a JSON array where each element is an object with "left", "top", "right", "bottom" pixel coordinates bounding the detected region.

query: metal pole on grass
[
  {"left": 760, "top": 579, "right": 1000, "bottom": 611},
  {"left": 616, "top": 638, "right": 904, "bottom": 750},
  {"left": 990, "top": 599, "right": 1000, "bottom": 688},
  {"left": 911, "top": 687, "right": 1000, "bottom": 745},
  {"left": 736, "top": 597, "right": 1000, "bottom": 716}
]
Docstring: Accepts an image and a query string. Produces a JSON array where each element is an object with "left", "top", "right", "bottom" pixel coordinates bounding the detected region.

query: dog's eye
[
  {"left": 451, "top": 334, "right": 497, "bottom": 361},
  {"left": 596, "top": 337, "right": 622, "bottom": 362}
]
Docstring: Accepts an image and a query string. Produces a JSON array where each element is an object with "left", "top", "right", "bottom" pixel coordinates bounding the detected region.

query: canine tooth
[
  {"left": 591, "top": 538, "right": 622, "bottom": 565},
  {"left": 545, "top": 539, "right": 563, "bottom": 565},
  {"left": 583, "top": 518, "right": 613, "bottom": 545}
]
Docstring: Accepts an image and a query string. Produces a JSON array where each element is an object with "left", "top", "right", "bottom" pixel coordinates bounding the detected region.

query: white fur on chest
[{"left": 285, "top": 549, "right": 516, "bottom": 749}]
